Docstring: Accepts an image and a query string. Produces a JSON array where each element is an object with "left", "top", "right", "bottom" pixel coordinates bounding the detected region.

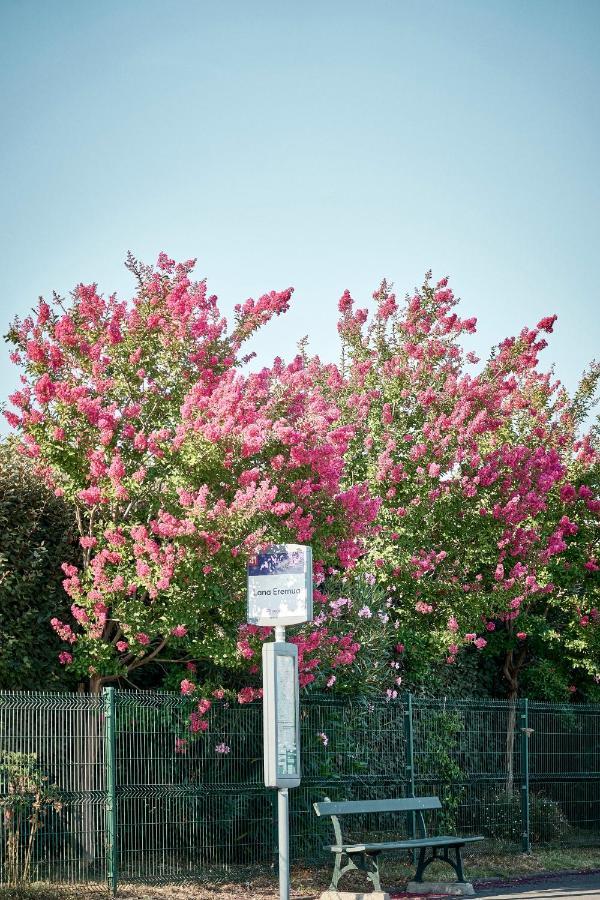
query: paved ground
[
  {"left": 389, "top": 873, "right": 600, "bottom": 900},
  {"left": 476, "top": 872, "right": 600, "bottom": 898}
]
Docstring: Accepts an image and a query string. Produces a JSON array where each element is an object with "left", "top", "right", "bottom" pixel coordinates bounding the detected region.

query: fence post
[
  {"left": 519, "top": 697, "right": 531, "bottom": 854},
  {"left": 104, "top": 686, "right": 118, "bottom": 895},
  {"left": 404, "top": 693, "right": 416, "bottom": 851}
]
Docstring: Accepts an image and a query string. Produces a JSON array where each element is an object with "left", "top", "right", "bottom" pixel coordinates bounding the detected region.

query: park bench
[{"left": 313, "top": 795, "right": 483, "bottom": 894}]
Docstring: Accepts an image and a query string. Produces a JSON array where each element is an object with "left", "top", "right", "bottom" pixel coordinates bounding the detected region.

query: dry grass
[{"left": 1, "top": 848, "right": 599, "bottom": 899}]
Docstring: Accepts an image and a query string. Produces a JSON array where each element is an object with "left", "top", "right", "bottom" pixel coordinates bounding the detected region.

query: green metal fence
[{"left": 0, "top": 690, "right": 598, "bottom": 890}]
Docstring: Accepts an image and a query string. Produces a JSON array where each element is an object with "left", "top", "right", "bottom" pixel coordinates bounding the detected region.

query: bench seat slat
[
  {"left": 314, "top": 796, "right": 442, "bottom": 817},
  {"left": 327, "top": 836, "right": 484, "bottom": 853}
]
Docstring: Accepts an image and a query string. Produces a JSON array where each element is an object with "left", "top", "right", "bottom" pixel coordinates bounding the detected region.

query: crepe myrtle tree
[
  {"left": 5, "top": 253, "right": 379, "bottom": 693},
  {"left": 5, "top": 254, "right": 598, "bottom": 705},
  {"left": 334, "top": 273, "right": 600, "bottom": 701}
]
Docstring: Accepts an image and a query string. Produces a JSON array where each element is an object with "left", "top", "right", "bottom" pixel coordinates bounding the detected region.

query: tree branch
[{"left": 127, "top": 638, "right": 168, "bottom": 673}]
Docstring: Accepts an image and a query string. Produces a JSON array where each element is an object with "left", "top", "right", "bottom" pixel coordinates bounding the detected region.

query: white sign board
[
  {"left": 262, "top": 641, "right": 300, "bottom": 788},
  {"left": 247, "top": 544, "right": 313, "bottom": 626}
]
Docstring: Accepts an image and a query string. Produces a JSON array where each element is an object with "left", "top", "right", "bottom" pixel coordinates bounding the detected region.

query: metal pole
[
  {"left": 273, "top": 623, "right": 289, "bottom": 900},
  {"left": 103, "top": 686, "right": 118, "bottom": 896},
  {"left": 520, "top": 698, "right": 531, "bottom": 854},
  {"left": 278, "top": 787, "right": 290, "bottom": 900}
]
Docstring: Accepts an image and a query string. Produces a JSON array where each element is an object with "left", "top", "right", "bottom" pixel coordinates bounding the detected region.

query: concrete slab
[
  {"left": 319, "top": 892, "right": 391, "bottom": 900},
  {"left": 406, "top": 883, "right": 474, "bottom": 896}
]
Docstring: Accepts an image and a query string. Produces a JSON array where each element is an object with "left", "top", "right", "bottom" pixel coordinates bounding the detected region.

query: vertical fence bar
[
  {"left": 404, "top": 693, "right": 416, "bottom": 851},
  {"left": 104, "top": 687, "right": 118, "bottom": 895},
  {"left": 519, "top": 697, "right": 531, "bottom": 854}
]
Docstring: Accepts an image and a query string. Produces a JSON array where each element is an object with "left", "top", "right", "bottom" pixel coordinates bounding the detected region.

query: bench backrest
[
  {"left": 314, "top": 796, "right": 441, "bottom": 846},
  {"left": 313, "top": 797, "right": 441, "bottom": 817}
]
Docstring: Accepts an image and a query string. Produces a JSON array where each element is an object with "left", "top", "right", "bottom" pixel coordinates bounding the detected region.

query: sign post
[{"left": 247, "top": 544, "right": 312, "bottom": 900}]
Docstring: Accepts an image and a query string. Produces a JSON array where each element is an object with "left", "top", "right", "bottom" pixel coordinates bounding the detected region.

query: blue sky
[{"left": 1, "top": 0, "right": 598, "bottom": 433}]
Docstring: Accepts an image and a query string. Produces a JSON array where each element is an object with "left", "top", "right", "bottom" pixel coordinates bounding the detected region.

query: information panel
[
  {"left": 262, "top": 641, "right": 301, "bottom": 788},
  {"left": 275, "top": 655, "right": 298, "bottom": 778},
  {"left": 247, "top": 544, "right": 313, "bottom": 626}
]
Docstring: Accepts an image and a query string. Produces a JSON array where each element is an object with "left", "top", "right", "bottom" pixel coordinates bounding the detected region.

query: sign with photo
[{"left": 247, "top": 544, "right": 313, "bottom": 626}]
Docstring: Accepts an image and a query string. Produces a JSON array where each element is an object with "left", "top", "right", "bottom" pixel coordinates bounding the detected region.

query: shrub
[
  {"left": 475, "top": 790, "right": 571, "bottom": 844},
  {"left": 0, "top": 441, "right": 80, "bottom": 689}
]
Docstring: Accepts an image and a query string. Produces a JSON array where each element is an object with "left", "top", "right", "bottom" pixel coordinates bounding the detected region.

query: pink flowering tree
[
  {"left": 4, "top": 255, "right": 598, "bottom": 707},
  {"left": 5, "top": 254, "right": 378, "bottom": 693},
  {"left": 334, "top": 274, "right": 600, "bottom": 702}
]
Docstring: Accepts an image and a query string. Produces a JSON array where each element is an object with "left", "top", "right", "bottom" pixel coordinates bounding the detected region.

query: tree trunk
[
  {"left": 503, "top": 648, "right": 525, "bottom": 794},
  {"left": 79, "top": 676, "right": 105, "bottom": 869}
]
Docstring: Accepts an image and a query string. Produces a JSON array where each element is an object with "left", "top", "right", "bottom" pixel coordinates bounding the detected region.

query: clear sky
[{"left": 1, "top": 0, "right": 599, "bottom": 434}]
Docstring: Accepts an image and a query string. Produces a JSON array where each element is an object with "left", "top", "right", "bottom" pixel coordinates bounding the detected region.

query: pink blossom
[
  {"left": 71, "top": 605, "right": 89, "bottom": 625},
  {"left": 415, "top": 601, "right": 433, "bottom": 614},
  {"left": 237, "top": 687, "right": 257, "bottom": 704},
  {"left": 58, "top": 651, "right": 73, "bottom": 665},
  {"left": 537, "top": 315, "right": 557, "bottom": 332},
  {"left": 77, "top": 486, "right": 103, "bottom": 505},
  {"left": 33, "top": 373, "right": 55, "bottom": 404},
  {"left": 560, "top": 483, "right": 576, "bottom": 502},
  {"left": 136, "top": 632, "right": 150, "bottom": 646},
  {"left": 215, "top": 743, "right": 231, "bottom": 754},
  {"left": 236, "top": 639, "right": 254, "bottom": 659},
  {"left": 180, "top": 679, "right": 196, "bottom": 696},
  {"left": 171, "top": 625, "right": 188, "bottom": 637},
  {"left": 189, "top": 712, "right": 204, "bottom": 733}
]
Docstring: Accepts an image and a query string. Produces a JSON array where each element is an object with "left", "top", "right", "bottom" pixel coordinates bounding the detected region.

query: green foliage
[
  {"left": 417, "top": 709, "right": 465, "bottom": 833},
  {"left": 0, "top": 752, "right": 62, "bottom": 884},
  {"left": 475, "top": 791, "right": 571, "bottom": 845},
  {"left": 0, "top": 441, "right": 80, "bottom": 690},
  {"left": 520, "top": 659, "right": 574, "bottom": 702}
]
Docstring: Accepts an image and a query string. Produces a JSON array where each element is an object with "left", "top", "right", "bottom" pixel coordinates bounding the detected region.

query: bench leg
[
  {"left": 454, "top": 846, "right": 465, "bottom": 883},
  {"left": 365, "top": 852, "right": 382, "bottom": 893},
  {"left": 414, "top": 847, "right": 428, "bottom": 883},
  {"left": 344, "top": 851, "right": 382, "bottom": 893},
  {"left": 329, "top": 851, "right": 361, "bottom": 891},
  {"left": 329, "top": 851, "right": 343, "bottom": 891},
  {"left": 413, "top": 845, "right": 468, "bottom": 884}
]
